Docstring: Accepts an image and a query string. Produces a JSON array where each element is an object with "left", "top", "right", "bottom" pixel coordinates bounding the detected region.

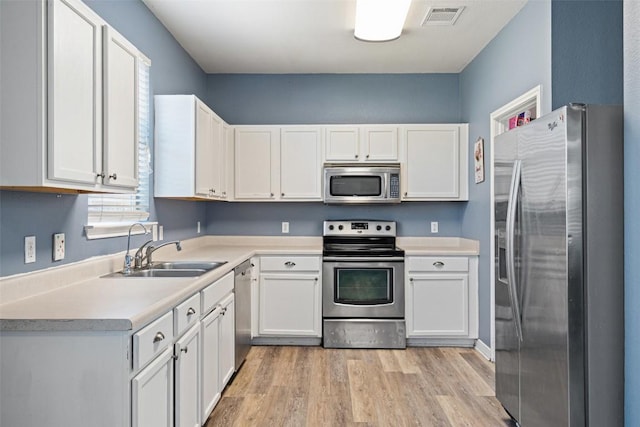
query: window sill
[{"left": 84, "top": 222, "right": 158, "bottom": 240}]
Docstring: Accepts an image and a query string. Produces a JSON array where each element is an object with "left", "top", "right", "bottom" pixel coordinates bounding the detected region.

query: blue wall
[
  {"left": 207, "top": 202, "right": 463, "bottom": 237},
  {"left": 459, "top": 0, "right": 553, "bottom": 344},
  {"left": 0, "top": 0, "right": 208, "bottom": 276},
  {"left": 624, "top": 1, "right": 640, "bottom": 424},
  {"left": 207, "top": 74, "right": 460, "bottom": 124},
  {"left": 204, "top": 73, "right": 466, "bottom": 237},
  {"left": 551, "top": 0, "right": 624, "bottom": 109}
]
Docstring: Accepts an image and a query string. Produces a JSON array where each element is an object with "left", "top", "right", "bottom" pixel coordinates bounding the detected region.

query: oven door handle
[{"left": 322, "top": 256, "right": 405, "bottom": 262}]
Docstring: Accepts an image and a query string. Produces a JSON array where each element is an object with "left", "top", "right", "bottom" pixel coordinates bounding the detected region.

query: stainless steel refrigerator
[{"left": 494, "top": 104, "right": 624, "bottom": 426}]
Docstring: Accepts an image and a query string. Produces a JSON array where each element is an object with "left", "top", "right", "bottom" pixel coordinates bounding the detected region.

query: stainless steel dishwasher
[{"left": 234, "top": 259, "right": 252, "bottom": 370}]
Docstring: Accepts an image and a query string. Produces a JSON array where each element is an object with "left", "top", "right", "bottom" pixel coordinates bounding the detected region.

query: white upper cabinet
[
  {"left": 0, "top": 0, "right": 142, "bottom": 193},
  {"left": 279, "top": 127, "right": 323, "bottom": 200},
  {"left": 234, "top": 126, "right": 279, "bottom": 200},
  {"left": 154, "top": 95, "right": 227, "bottom": 200},
  {"left": 325, "top": 125, "right": 399, "bottom": 162},
  {"left": 401, "top": 124, "right": 469, "bottom": 201},
  {"left": 103, "top": 26, "right": 139, "bottom": 189}
]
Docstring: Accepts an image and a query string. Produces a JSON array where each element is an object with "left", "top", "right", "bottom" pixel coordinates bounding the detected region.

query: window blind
[{"left": 87, "top": 57, "right": 151, "bottom": 224}]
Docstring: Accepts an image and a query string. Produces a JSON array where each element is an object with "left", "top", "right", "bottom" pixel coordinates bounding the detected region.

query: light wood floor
[{"left": 206, "top": 346, "right": 515, "bottom": 427}]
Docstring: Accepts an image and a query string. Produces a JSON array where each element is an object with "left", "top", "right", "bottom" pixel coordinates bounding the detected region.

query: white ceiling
[{"left": 142, "top": 0, "right": 528, "bottom": 74}]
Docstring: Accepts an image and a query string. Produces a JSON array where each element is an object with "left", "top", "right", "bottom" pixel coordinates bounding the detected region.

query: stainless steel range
[{"left": 322, "top": 220, "right": 406, "bottom": 349}]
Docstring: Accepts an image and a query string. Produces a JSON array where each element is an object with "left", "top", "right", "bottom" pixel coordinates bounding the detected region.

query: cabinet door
[
  {"left": 102, "top": 26, "right": 138, "bottom": 188},
  {"left": 325, "top": 126, "right": 359, "bottom": 161},
  {"left": 209, "top": 112, "right": 225, "bottom": 198},
  {"left": 48, "top": 0, "right": 103, "bottom": 185},
  {"left": 234, "top": 127, "right": 278, "bottom": 199},
  {"left": 259, "top": 273, "right": 321, "bottom": 336},
  {"left": 280, "top": 127, "right": 322, "bottom": 200},
  {"left": 195, "top": 100, "right": 215, "bottom": 197},
  {"left": 403, "top": 126, "right": 461, "bottom": 199},
  {"left": 132, "top": 347, "right": 174, "bottom": 427},
  {"left": 201, "top": 307, "right": 222, "bottom": 424},
  {"left": 175, "top": 323, "right": 201, "bottom": 427},
  {"left": 219, "top": 294, "right": 236, "bottom": 388},
  {"left": 362, "top": 126, "right": 398, "bottom": 161},
  {"left": 407, "top": 274, "right": 469, "bottom": 337}
]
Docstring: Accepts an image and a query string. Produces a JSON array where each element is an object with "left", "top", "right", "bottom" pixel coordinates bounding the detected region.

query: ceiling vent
[{"left": 421, "top": 6, "right": 465, "bottom": 26}]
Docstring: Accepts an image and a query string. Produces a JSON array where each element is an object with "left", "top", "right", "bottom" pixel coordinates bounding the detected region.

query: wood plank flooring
[{"left": 206, "top": 346, "right": 516, "bottom": 427}]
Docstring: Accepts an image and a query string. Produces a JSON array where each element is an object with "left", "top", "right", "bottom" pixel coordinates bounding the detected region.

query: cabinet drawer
[
  {"left": 133, "top": 310, "right": 174, "bottom": 371},
  {"left": 174, "top": 293, "right": 201, "bottom": 337},
  {"left": 202, "top": 271, "right": 234, "bottom": 314},
  {"left": 260, "top": 256, "right": 320, "bottom": 272},
  {"left": 407, "top": 257, "right": 469, "bottom": 272}
]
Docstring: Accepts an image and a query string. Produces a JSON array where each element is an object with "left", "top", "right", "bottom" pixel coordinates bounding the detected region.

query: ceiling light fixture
[{"left": 354, "top": 0, "right": 412, "bottom": 42}]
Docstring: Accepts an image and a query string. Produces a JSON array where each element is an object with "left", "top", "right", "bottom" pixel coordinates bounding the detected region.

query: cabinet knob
[
  {"left": 315, "top": 277, "right": 318, "bottom": 281},
  {"left": 433, "top": 261, "right": 445, "bottom": 267},
  {"left": 355, "top": 154, "right": 359, "bottom": 159},
  {"left": 153, "top": 332, "right": 165, "bottom": 343},
  {"left": 181, "top": 347, "right": 188, "bottom": 354},
  {"left": 270, "top": 193, "right": 274, "bottom": 197},
  {"left": 410, "top": 277, "right": 414, "bottom": 282},
  {"left": 281, "top": 193, "right": 285, "bottom": 197},
  {"left": 212, "top": 189, "right": 216, "bottom": 193},
  {"left": 404, "top": 192, "right": 408, "bottom": 197},
  {"left": 96, "top": 172, "right": 105, "bottom": 179},
  {"left": 366, "top": 154, "right": 370, "bottom": 159},
  {"left": 284, "top": 261, "right": 296, "bottom": 267},
  {"left": 109, "top": 173, "right": 117, "bottom": 181},
  {"left": 222, "top": 191, "right": 226, "bottom": 195},
  {"left": 187, "top": 307, "right": 196, "bottom": 316}
]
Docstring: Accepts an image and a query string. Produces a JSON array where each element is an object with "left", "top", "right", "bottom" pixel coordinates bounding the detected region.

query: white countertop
[{"left": 0, "top": 235, "right": 478, "bottom": 333}]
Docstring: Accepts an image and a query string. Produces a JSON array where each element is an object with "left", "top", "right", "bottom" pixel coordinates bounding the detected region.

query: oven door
[{"left": 322, "top": 258, "right": 404, "bottom": 318}]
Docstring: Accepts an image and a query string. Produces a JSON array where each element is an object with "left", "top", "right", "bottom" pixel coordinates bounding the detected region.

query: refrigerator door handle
[{"left": 506, "top": 159, "right": 523, "bottom": 342}]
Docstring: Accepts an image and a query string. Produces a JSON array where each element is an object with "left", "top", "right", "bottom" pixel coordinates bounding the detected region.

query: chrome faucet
[
  {"left": 124, "top": 223, "right": 149, "bottom": 274},
  {"left": 135, "top": 240, "right": 182, "bottom": 269}
]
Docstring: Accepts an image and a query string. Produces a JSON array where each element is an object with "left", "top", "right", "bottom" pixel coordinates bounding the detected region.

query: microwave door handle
[{"left": 384, "top": 174, "right": 389, "bottom": 198}]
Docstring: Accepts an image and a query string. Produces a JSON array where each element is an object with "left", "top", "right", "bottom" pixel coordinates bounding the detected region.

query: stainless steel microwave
[{"left": 323, "top": 164, "right": 401, "bottom": 204}]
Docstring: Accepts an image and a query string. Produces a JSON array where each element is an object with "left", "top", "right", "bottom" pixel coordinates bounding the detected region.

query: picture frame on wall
[{"left": 475, "top": 137, "right": 485, "bottom": 184}]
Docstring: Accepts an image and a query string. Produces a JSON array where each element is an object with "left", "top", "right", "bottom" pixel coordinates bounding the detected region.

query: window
[{"left": 85, "top": 56, "right": 155, "bottom": 239}]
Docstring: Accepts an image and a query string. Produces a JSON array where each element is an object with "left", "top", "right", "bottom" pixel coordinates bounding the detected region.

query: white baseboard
[{"left": 475, "top": 338, "right": 493, "bottom": 361}]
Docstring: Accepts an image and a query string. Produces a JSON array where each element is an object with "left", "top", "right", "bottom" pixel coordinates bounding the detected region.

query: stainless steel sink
[
  {"left": 102, "top": 260, "right": 227, "bottom": 278},
  {"left": 148, "top": 261, "right": 227, "bottom": 270}
]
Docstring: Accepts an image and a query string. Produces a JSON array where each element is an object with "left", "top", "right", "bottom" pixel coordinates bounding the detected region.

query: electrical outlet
[
  {"left": 24, "top": 236, "right": 36, "bottom": 264},
  {"left": 281, "top": 222, "right": 289, "bottom": 234},
  {"left": 159, "top": 225, "right": 164, "bottom": 241},
  {"left": 197, "top": 221, "right": 201, "bottom": 234},
  {"left": 431, "top": 221, "right": 439, "bottom": 233},
  {"left": 53, "top": 233, "right": 65, "bottom": 261}
]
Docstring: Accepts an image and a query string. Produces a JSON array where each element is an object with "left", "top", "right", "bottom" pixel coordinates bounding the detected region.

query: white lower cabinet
[
  {"left": 406, "top": 256, "right": 478, "bottom": 343},
  {"left": 219, "top": 294, "right": 236, "bottom": 386},
  {"left": 201, "top": 306, "right": 222, "bottom": 423},
  {"left": 257, "top": 256, "right": 321, "bottom": 337},
  {"left": 132, "top": 347, "right": 174, "bottom": 427},
  {"left": 200, "top": 272, "right": 235, "bottom": 425},
  {"left": 174, "top": 323, "right": 201, "bottom": 427}
]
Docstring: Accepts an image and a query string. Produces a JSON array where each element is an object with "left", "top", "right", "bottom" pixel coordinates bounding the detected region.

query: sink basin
[
  {"left": 102, "top": 260, "right": 227, "bottom": 278},
  {"left": 148, "top": 261, "right": 227, "bottom": 270}
]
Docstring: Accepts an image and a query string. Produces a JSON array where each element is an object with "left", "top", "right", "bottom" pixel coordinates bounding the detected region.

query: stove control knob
[
  {"left": 338, "top": 225, "right": 344, "bottom": 230},
  {"left": 376, "top": 225, "right": 382, "bottom": 231},
  {"left": 386, "top": 225, "right": 391, "bottom": 231},
  {"left": 328, "top": 225, "right": 334, "bottom": 230}
]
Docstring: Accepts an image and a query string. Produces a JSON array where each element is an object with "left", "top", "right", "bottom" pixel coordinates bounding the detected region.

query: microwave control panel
[{"left": 389, "top": 174, "right": 400, "bottom": 198}]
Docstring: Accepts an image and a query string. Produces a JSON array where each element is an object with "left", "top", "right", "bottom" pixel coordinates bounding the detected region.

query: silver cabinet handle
[
  {"left": 153, "top": 332, "right": 165, "bottom": 343},
  {"left": 97, "top": 172, "right": 105, "bottom": 178},
  {"left": 181, "top": 347, "right": 188, "bottom": 354},
  {"left": 187, "top": 307, "right": 196, "bottom": 316},
  {"left": 433, "top": 261, "right": 445, "bottom": 267},
  {"left": 284, "top": 261, "right": 296, "bottom": 267},
  {"left": 109, "top": 173, "right": 117, "bottom": 180}
]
